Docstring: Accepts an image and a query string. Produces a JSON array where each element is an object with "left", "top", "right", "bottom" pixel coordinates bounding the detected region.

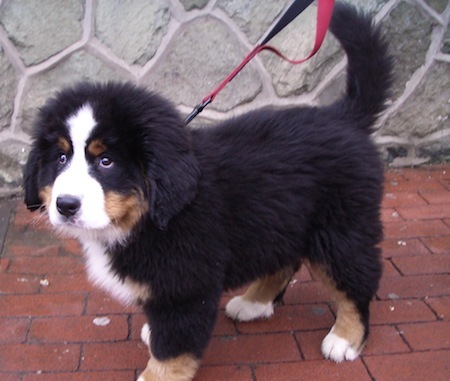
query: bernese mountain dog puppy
[{"left": 23, "top": 3, "right": 392, "bottom": 381}]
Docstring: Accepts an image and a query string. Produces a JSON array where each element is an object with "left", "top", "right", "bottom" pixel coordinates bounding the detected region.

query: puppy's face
[
  {"left": 24, "top": 82, "right": 200, "bottom": 240},
  {"left": 34, "top": 104, "right": 147, "bottom": 241}
]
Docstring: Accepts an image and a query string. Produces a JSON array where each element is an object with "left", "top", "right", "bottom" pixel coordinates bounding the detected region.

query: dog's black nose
[{"left": 56, "top": 195, "right": 81, "bottom": 218}]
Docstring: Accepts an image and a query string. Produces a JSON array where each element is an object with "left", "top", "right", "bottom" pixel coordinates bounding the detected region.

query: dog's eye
[
  {"left": 99, "top": 156, "right": 113, "bottom": 169},
  {"left": 58, "top": 153, "right": 68, "bottom": 165}
]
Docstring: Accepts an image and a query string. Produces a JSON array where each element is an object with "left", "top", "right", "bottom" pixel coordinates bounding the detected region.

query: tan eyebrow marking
[
  {"left": 87, "top": 139, "right": 107, "bottom": 157},
  {"left": 57, "top": 137, "right": 71, "bottom": 153}
]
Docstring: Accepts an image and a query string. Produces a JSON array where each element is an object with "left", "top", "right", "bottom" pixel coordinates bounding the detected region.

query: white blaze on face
[{"left": 48, "top": 104, "right": 111, "bottom": 230}]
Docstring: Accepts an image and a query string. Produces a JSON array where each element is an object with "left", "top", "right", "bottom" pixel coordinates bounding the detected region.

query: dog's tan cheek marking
[
  {"left": 138, "top": 354, "right": 199, "bottom": 381},
  {"left": 57, "top": 137, "right": 71, "bottom": 153},
  {"left": 87, "top": 139, "right": 107, "bottom": 157},
  {"left": 39, "top": 185, "right": 53, "bottom": 209},
  {"left": 104, "top": 191, "right": 148, "bottom": 231},
  {"left": 309, "top": 263, "right": 365, "bottom": 349}
]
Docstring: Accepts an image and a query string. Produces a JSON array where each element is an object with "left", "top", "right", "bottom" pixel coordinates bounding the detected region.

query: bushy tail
[{"left": 330, "top": 2, "right": 393, "bottom": 131}]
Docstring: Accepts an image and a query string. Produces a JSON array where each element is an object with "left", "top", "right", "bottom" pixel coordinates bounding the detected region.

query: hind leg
[
  {"left": 226, "top": 267, "right": 295, "bottom": 321},
  {"left": 310, "top": 262, "right": 378, "bottom": 362}
]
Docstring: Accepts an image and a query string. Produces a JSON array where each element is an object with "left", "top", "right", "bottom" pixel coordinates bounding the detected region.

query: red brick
[
  {"left": 23, "top": 371, "right": 135, "bottom": 381},
  {"left": 400, "top": 166, "right": 450, "bottom": 182},
  {"left": 392, "top": 255, "right": 450, "bottom": 275},
  {"left": 382, "top": 258, "right": 401, "bottom": 276},
  {"left": 364, "top": 325, "right": 411, "bottom": 355},
  {"left": 236, "top": 304, "right": 334, "bottom": 334},
  {"left": 283, "top": 281, "right": 333, "bottom": 304},
  {"left": 0, "top": 317, "right": 30, "bottom": 342},
  {"left": 370, "top": 300, "right": 436, "bottom": 325},
  {"left": 80, "top": 341, "right": 147, "bottom": 370},
  {"left": 295, "top": 330, "right": 326, "bottom": 360},
  {"left": 85, "top": 290, "right": 139, "bottom": 315},
  {"left": 60, "top": 238, "right": 82, "bottom": 256},
  {"left": 381, "top": 208, "right": 403, "bottom": 223},
  {"left": 203, "top": 333, "right": 301, "bottom": 365},
  {"left": 0, "top": 257, "right": 10, "bottom": 272},
  {"left": 254, "top": 360, "right": 371, "bottom": 381},
  {"left": 399, "top": 321, "right": 450, "bottom": 350},
  {"left": 421, "top": 235, "right": 450, "bottom": 254},
  {"left": 384, "top": 177, "right": 447, "bottom": 192},
  {"left": 196, "top": 365, "right": 253, "bottom": 381},
  {"left": 8, "top": 244, "right": 59, "bottom": 257},
  {"left": 364, "top": 351, "right": 450, "bottom": 381},
  {"left": 384, "top": 220, "right": 449, "bottom": 239},
  {"left": 0, "top": 374, "right": 21, "bottom": 381},
  {"left": 214, "top": 312, "right": 238, "bottom": 336},
  {"left": 0, "top": 273, "right": 41, "bottom": 293},
  {"left": 7, "top": 256, "right": 85, "bottom": 275},
  {"left": 420, "top": 190, "right": 450, "bottom": 204},
  {"left": 382, "top": 191, "right": 427, "bottom": 208},
  {"left": 13, "top": 204, "right": 51, "bottom": 230},
  {"left": 380, "top": 238, "right": 431, "bottom": 258},
  {"left": 425, "top": 296, "right": 450, "bottom": 320},
  {"left": 377, "top": 274, "right": 449, "bottom": 299},
  {"left": 0, "top": 293, "right": 86, "bottom": 317},
  {"left": 0, "top": 343, "right": 80, "bottom": 372},
  {"left": 397, "top": 204, "right": 450, "bottom": 220},
  {"left": 28, "top": 315, "right": 129, "bottom": 343},
  {"left": 39, "top": 273, "right": 93, "bottom": 294}
]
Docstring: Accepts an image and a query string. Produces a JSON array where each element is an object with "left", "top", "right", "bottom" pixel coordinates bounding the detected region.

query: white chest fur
[{"left": 81, "top": 239, "right": 151, "bottom": 305}]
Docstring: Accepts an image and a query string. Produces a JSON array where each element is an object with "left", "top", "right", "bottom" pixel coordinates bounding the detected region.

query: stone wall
[{"left": 0, "top": 0, "right": 449, "bottom": 196}]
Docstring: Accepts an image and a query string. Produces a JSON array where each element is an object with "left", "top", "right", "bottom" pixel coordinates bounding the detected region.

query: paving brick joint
[{"left": 0, "top": 165, "right": 449, "bottom": 380}]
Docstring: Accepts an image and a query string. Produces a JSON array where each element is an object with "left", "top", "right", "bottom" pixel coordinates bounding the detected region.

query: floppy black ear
[
  {"left": 23, "top": 145, "right": 43, "bottom": 211},
  {"left": 148, "top": 151, "right": 200, "bottom": 230}
]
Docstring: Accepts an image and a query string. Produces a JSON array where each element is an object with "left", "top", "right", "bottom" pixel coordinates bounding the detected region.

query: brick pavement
[{"left": 0, "top": 165, "right": 449, "bottom": 381}]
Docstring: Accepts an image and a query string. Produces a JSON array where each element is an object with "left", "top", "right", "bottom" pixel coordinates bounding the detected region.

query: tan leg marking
[
  {"left": 309, "top": 263, "right": 365, "bottom": 361},
  {"left": 225, "top": 267, "right": 295, "bottom": 321},
  {"left": 137, "top": 354, "right": 199, "bottom": 381},
  {"left": 241, "top": 267, "right": 295, "bottom": 303}
]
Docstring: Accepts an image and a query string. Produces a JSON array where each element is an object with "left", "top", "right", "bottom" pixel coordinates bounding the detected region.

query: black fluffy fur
[{"left": 24, "top": 3, "right": 392, "bottom": 361}]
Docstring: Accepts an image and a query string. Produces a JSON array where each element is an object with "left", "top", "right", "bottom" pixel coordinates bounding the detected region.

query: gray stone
[
  {"left": 442, "top": 25, "right": 450, "bottom": 54},
  {"left": 0, "top": 139, "right": 28, "bottom": 188},
  {"left": 144, "top": 17, "right": 262, "bottom": 112},
  {"left": 0, "top": 46, "right": 18, "bottom": 131},
  {"left": 261, "top": 4, "right": 342, "bottom": 98},
  {"left": 381, "top": 62, "right": 450, "bottom": 138},
  {"left": 419, "top": 135, "right": 450, "bottom": 162},
  {"left": 424, "top": 0, "right": 449, "bottom": 13},
  {"left": 21, "top": 51, "right": 131, "bottom": 135},
  {"left": 0, "top": 0, "right": 83, "bottom": 66},
  {"left": 181, "top": 0, "right": 209, "bottom": 11},
  {"left": 316, "top": 72, "right": 346, "bottom": 106},
  {"left": 217, "top": 0, "right": 290, "bottom": 44},
  {"left": 383, "top": 1, "right": 435, "bottom": 99},
  {"left": 95, "top": 0, "right": 170, "bottom": 66}
]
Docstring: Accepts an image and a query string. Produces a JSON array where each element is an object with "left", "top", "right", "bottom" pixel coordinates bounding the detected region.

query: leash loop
[{"left": 185, "top": 0, "right": 335, "bottom": 124}]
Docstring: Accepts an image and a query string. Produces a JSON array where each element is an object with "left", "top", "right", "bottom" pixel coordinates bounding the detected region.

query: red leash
[{"left": 185, "top": 0, "right": 335, "bottom": 124}]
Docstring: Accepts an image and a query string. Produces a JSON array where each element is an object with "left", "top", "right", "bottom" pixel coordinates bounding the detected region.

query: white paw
[
  {"left": 140, "top": 322, "right": 151, "bottom": 347},
  {"left": 225, "top": 296, "right": 274, "bottom": 321},
  {"left": 321, "top": 330, "right": 360, "bottom": 362}
]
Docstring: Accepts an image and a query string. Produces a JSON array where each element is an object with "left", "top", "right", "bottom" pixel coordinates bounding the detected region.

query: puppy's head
[{"left": 24, "top": 82, "right": 200, "bottom": 242}]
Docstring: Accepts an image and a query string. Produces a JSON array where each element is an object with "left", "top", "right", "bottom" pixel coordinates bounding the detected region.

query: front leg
[
  {"left": 138, "top": 297, "right": 219, "bottom": 381},
  {"left": 137, "top": 354, "right": 199, "bottom": 381}
]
